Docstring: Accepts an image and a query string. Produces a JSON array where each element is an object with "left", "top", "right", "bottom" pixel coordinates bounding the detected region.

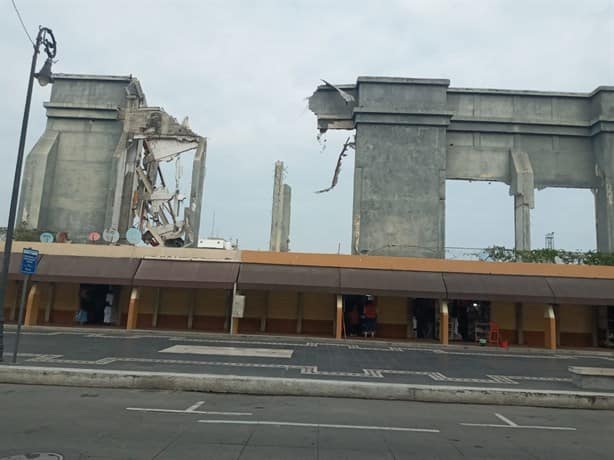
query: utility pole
[{"left": 0, "top": 27, "right": 57, "bottom": 362}]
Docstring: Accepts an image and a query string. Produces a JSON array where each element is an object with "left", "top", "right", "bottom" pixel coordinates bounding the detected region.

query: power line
[{"left": 11, "top": 0, "right": 35, "bottom": 47}]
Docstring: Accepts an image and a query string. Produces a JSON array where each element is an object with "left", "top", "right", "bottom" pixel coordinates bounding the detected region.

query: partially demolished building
[{"left": 18, "top": 74, "right": 206, "bottom": 246}]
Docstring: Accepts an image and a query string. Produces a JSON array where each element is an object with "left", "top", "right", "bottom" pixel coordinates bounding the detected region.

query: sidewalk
[{"left": 1, "top": 325, "right": 613, "bottom": 409}]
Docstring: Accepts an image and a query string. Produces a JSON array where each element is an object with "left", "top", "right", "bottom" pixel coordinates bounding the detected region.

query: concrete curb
[{"left": 1, "top": 365, "right": 614, "bottom": 410}]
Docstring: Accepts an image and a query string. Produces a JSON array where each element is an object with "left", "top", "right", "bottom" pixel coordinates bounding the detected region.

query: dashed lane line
[{"left": 15, "top": 353, "right": 572, "bottom": 385}]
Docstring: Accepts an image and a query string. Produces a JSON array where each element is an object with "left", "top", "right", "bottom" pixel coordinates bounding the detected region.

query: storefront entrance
[
  {"left": 78, "top": 284, "right": 120, "bottom": 325},
  {"left": 449, "top": 301, "right": 491, "bottom": 342}
]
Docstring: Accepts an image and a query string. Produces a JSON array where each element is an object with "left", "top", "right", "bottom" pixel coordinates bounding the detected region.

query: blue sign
[{"left": 20, "top": 248, "right": 39, "bottom": 275}]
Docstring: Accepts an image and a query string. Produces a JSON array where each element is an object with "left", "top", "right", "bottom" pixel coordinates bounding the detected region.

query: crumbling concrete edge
[{"left": 1, "top": 365, "right": 613, "bottom": 410}]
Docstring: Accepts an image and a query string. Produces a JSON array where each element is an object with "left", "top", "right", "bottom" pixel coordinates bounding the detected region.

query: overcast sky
[{"left": 1, "top": 0, "right": 613, "bottom": 254}]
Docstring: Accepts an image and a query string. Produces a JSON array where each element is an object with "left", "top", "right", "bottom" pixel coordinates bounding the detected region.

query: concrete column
[
  {"left": 126, "top": 287, "right": 140, "bottom": 330},
  {"left": 23, "top": 284, "right": 40, "bottom": 327},
  {"left": 439, "top": 300, "right": 449, "bottom": 345},
  {"left": 309, "top": 78, "right": 451, "bottom": 258},
  {"left": 509, "top": 151, "right": 534, "bottom": 251},
  {"left": 280, "top": 184, "right": 292, "bottom": 252},
  {"left": 224, "top": 290, "right": 232, "bottom": 332},
  {"left": 544, "top": 305, "right": 557, "bottom": 350},
  {"left": 151, "top": 287, "right": 160, "bottom": 328},
  {"left": 335, "top": 295, "right": 343, "bottom": 339},
  {"left": 515, "top": 302, "right": 524, "bottom": 345},
  {"left": 260, "top": 292, "right": 269, "bottom": 333},
  {"left": 44, "top": 283, "right": 55, "bottom": 323},
  {"left": 296, "top": 293, "right": 304, "bottom": 334},
  {"left": 594, "top": 177, "right": 614, "bottom": 253},
  {"left": 269, "top": 161, "right": 285, "bottom": 252},
  {"left": 10, "top": 281, "right": 20, "bottom": 322},
  {"left": 407, "top": 299, "right": 414, "bottom": 338},
  {"left": 230, "top": 285, "right": 243, "bottom": 335},
  {"left": 187, "top": 289, "right": 196, "bottom": 330},
  {"left": 230, "top": 317, "right": 239, "bottom": 335},
  {"left": 592, "top": 306, "right": 600, "bottom": 347},
  {"left": 554, "top": 304, "right": 561, "bottom": 347}
]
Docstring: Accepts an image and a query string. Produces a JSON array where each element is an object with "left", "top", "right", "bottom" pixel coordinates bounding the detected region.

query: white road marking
[
  {"left": 159, "top": 345, "right": 294, "bottom": 358},
  {"left": 197, "top": 419, "right": 439, "bottom": 433},
  {"left": 461, "top": 412, "right": 576, "bottom": 431},
  {"left": 186, "top": 401, "right": 205, "bottom": 412},
  {"left": 127, "top": 407, "right": 252, "bottom": 416},
  {"left": 126, "top": 400, "right": 251, "bottom": 416},
  {"left": 494, "top": 413, "right": 518, "bottom": 427}
]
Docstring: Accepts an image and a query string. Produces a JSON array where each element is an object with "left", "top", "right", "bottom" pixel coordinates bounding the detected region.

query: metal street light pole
[{"left": 0, "top": 27, "right": 56, "bottom": 362}]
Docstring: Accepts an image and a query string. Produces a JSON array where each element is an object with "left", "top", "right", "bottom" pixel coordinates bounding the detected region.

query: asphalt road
[
  {"left": 0, "top": 383, "right": 612, "bottom": 459},
  {"left": 3, "top": 326, "right": 614, "bottom": 391}
]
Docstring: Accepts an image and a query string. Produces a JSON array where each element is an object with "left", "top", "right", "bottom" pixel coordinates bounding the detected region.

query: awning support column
[
  {"left": 296, "top": 293, "right": 303, "bottom": 334},
  {"left": 544, "top": 305, "right": 557, "bottom": 350},
  {"left": 515, "top": 302, "right": 524, "bottom": 345},
  {"left": 126, "top": 287, "right": 140, "bottom": 330},
  {"left": 260, "top": 292, "right": 269, "bottom": 333},
  {"left": 439, "top": 300, "right": 449, "bottom": 345},
  {"left": 23, "top": 283, "right": 39, "bottom": 327},
  {"left": 152, "top": 288, "right": 160, "bottom": 328},
  {"left": 335, "top": 295, "right": 343, "bottom": 339},
  {"left": 44, "top": 283, "right": 55, "bottom": 323}
]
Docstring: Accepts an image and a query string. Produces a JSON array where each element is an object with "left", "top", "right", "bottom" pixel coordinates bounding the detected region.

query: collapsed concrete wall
[{"left": 19, "top": 74, "right": 206, "bottom": 246}]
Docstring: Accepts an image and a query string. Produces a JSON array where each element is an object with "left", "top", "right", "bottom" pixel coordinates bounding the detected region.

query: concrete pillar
[
  {"left": 151, "top": 287, "right": 160, "bottom": 328},
  {"left": 407, "top": 299, "right": 414, "bottom": 339},
  {"left": 544, "top": 305, "right": 557, "bottom": 350},
  {"left": 230, "top": 285, "right": 244, "bottom": 335},
  {"left": 224, "top": 290, "right": 232, "bottom": 332},
  {"left": 44, "top": 283, "right": 55, "bottom": 323},
  {"left": 23, "top": 284, "right": 40, "bottom": 327},
  {"left": 439, "top": 300, "right": 449, "bottom": 345},
  {"left": 335, "top": 295, "right": 343, "bottom": 339},
  {"left": 592, "top": 91, "right": 614, "bottom": 253},
  {"left": 554, "top": 304, "right": 561, "bottom": 347},
  {"left": 296, "top": 293, "right": 304, "bottom": 334},
  {"left": 10, "top": 281, "right": 19, "bottom": 322},
  {"left": 310, "top": 77, "right": 451, "bottom": 258},
  {"left": 515, "top": 302, "right": 524, "bottom": 345},
  {"left": 126, "top": 287, "right": 140, "bottom": 330},
  {"left": 187, "top": 289, "right": 195, "bottom": 330},
  {"left": 592, "top": 306, "right": 600, "bottom": 348},
  {"left": 269, "top": 161, "right": 292, "bottom": 252},
  {"left": 509, "top": 151, "right": 534, "bottom": 251},
  {"left": 260, "top": 292, "right": 269, "bottom": 333},
  {"left": 280, "top": 184, "right": 291, "bottom": 252},
  {"left": 230, "top": 317, "right": 239, "bottom": 335},
  {"left": 594, "top": 177, "right": 614, "bottom": 253}
]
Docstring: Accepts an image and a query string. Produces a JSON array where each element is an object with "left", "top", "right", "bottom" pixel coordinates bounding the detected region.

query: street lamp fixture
[
  {"left": 35, "top": 57, "right": 55, "bottom": 86},
  {"left": 0, "top": 26, "right": 57, "bottom": 362}
]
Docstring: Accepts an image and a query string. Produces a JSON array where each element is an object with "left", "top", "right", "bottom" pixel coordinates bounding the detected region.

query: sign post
[{"left": 12, "top": 248, "right": 38, "bottom": 363}]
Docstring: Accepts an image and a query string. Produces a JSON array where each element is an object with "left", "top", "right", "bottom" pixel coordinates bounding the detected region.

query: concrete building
[
  {"left": 18, "top": 74, "right": 207, "bottom": 246},
  {"left": 309, "top": 77, "right": 614, "bottom": 258}
]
